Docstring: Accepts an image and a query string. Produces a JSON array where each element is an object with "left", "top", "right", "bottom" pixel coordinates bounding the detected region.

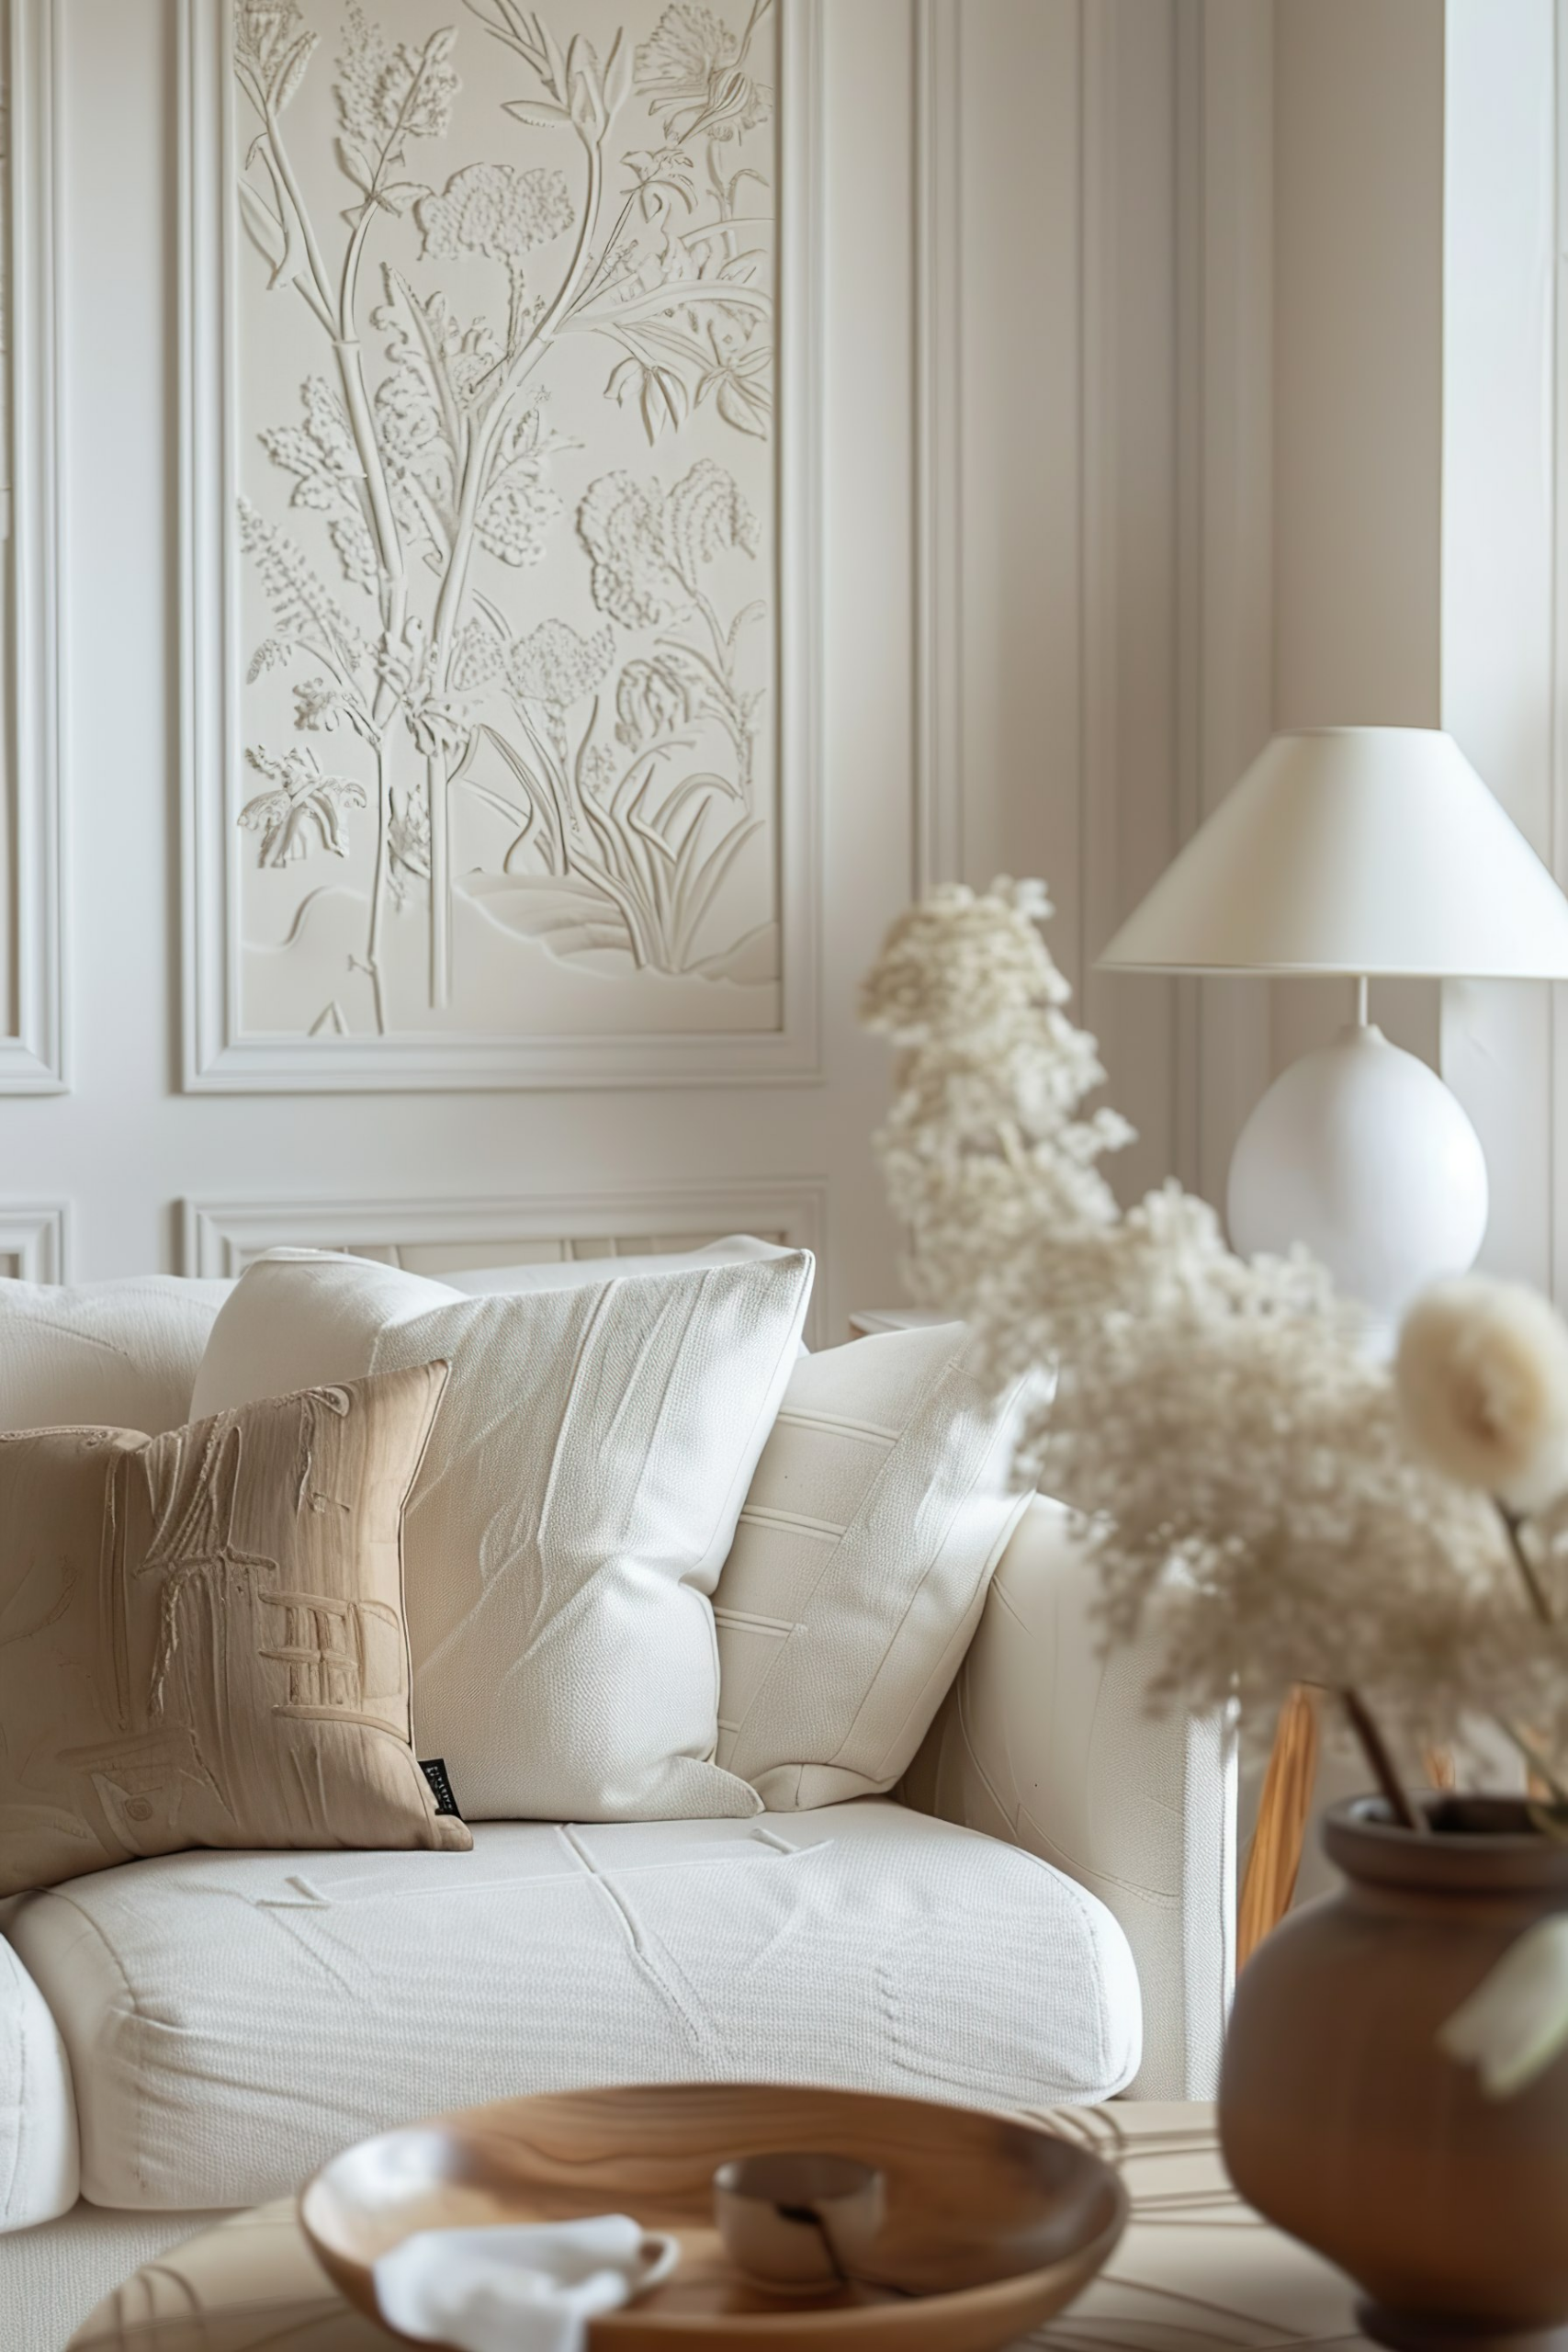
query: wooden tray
[{"left": 300, "top": 2081, "right": 1126, "bottom": 2352}]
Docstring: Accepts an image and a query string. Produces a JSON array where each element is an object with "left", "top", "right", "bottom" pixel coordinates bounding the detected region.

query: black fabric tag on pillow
[{"left": 420, "top": 1758, "right": 463, "bottom": 1819}]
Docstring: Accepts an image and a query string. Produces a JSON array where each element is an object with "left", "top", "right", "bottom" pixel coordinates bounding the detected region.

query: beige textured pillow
[
  {"left": 714, "top": 1324, "right": 1032, "bottom": 1809},
  {"left": 0, "top": 1363, "right": 469, "bottom": 1898}
]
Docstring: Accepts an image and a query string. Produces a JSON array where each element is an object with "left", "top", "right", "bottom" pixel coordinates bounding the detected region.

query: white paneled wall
[
  {"left": 11, "top": 0, "right": 1556, "bottom": 1306},
  {"left": 0, "top": 0, "right": 1216, "bottom": 1306},
  {"left": 0, "top": 0, "right": 929, "bottom": 1317}
]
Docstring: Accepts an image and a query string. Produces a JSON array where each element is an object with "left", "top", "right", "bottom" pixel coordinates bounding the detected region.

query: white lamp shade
[{"left": 1098, "top": 727, "right": 1568, "bottom": 977}]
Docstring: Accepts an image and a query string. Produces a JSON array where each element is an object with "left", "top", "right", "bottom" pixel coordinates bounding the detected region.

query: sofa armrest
[
  {"left": 0, "top": 1930, "right": 79, "bottom": 2232},
  {"left": 901, "top": 1497, "right": 1236, "bottom": 2099}
]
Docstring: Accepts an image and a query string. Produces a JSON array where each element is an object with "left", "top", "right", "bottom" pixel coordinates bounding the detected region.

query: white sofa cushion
[
  {"left": 0, "top": 1277, "right": 231, "bottom": 1438},
  {"left": 7, "top": 1803, "right": 1140, "bottom": 2211},
  {"left": 191, "top": 1250, "right": 811, "bottom": 1822},
  {"left": 714, "top": 1325, "right": 1032, "bottom": 1808},
  {"left": 0, "top": 1932, "right": 78, "bottom": 2231}
]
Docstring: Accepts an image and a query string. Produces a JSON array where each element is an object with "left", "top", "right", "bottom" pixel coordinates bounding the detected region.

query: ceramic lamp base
[{"left": 1226, "top": 1021, "right": 1489, "bottom": 1341}]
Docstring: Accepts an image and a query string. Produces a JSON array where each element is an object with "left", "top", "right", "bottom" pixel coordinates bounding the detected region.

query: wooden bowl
[{"left": 300, "top": 2081, "right": 1126, "bottom": 2351}]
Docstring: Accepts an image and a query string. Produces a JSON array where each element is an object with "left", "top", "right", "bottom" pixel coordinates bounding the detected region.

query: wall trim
[
  {"left": 1, "top": 0, "right": 66, "bottom": 1092},
  {"left": 178, "top": 0, "right": 822, "bottom": 1093},
  {"left": 181, "top": 1181, "right": 830, "bottom": 1340},
  {"left": 0, "top": 1199, "right": 67, "bottom": 1279},
  {"left": 1554, "top": 0, "right": 1568, "bottom": 1306},
  {"left": 912, "top": 0, "right": 963, "bottom": 893}
]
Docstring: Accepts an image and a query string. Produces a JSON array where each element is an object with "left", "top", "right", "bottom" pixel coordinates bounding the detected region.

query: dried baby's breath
[{"left": 863, "top": 880, "right": 1568, "bottom": 1775}]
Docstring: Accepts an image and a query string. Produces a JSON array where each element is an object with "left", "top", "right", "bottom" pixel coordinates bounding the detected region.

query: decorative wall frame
[
  {"left": 181, "top": 1180, "right": 829, "bottom": 1340},
  {"left": 181, "top": 0, "right": 821, "bottom": 1091},
  {"left": 0, "top": 0, "right": 65, "bottom": 1091},
  {"left": 0, "top": 1199, "right": 66, "bottom": 1279}
]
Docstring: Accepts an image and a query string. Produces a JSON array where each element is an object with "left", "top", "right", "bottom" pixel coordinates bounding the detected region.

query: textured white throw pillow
[
  {"left": 713, "top": 1324, "right": 1032, "bottom": 1810},
  {"left": 192, "top": 1250, "right": 812, "bottom": 1822},
  {"left": 441, "top": 1235, "right": 795, "bottom": 1298}
]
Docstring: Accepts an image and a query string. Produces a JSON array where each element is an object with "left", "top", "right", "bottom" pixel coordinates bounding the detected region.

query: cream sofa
[{"left": 0, "top": 1273, "right": 1235, "bottom": 2352}]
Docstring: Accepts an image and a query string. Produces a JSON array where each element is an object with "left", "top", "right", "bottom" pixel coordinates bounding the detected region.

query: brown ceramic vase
[{"left": 1220, "top": 1796, "right": 1568, "bottom": 2351}]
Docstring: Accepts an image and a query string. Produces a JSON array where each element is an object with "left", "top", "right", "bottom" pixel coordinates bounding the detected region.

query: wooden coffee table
[{"left": 68, "top": 2101, "right": 1371, "bottom": 2350}]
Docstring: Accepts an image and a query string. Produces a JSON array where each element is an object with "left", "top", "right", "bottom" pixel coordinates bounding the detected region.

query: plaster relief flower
[
  {"left": 578, "top": 460, "right": 758, "bottom": 631},
  {"left": 1438, "top": 1916, "right": 1568, "bottom": 2097},
  {"left": 506, "top": 619, "right": 615, "bottom": 709},
  {"left": 636, "top": 3, "right": 773, "bottom": 145},
  {"left": 419, "top": 163, "right": 575, "bottom": 266},
  {"left": 1397, "top": 1277, "right": 1568, "bottom": 1515},
  {"left": 234, "top": 0, "right": 318, "bottom": 100},
  {"left": 335, "top": 5, "right": 457, "bottom": 155}
]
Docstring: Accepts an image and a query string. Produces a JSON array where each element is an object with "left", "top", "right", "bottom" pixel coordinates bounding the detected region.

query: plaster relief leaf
[
  {"left": 336, "top": 134, "right": 375, "bottom": 194},
  {"left": 616, "top": 654, "right": 698, "bottom": 750},
  {"left": 502, "top": 98, "right": 571, "bottom": 130},
  {"left": 293, "top": 674, "right": 367, "bottom": 735},
  {"left": 247, "top": 637, "right": 295, "bottom": 684},
  {"left": 238, "top": 497, "right": 366, "bottom": 675},
  {"left": 275, "top": 30, "right": 321, "bottom": 115},
  {"left": 698, "top": 334, "right": 770, "bottom": 437},
  {"left": 241, "top": 745, "right": 368, "bottom": 867}
]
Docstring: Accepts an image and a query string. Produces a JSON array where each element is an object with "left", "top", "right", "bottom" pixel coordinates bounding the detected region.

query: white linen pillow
[
  {"left": 712, "top": 1324, "right": 1032, "bottom": 1810},
  {"left": 192, "top": 1249, "right": 812, "bottom": 1822}
]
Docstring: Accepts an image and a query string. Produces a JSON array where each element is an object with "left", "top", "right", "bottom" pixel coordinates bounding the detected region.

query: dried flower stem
[
  {"left": 1499, "top": 1505, "right": 1554, "bottom": 1626},
  {"left": 1496, "top": 1718, "right": 1568, "bottom": 1808},
  {"left": 1337, "top": 1686, "right": 1427, "bottom": 1834}
]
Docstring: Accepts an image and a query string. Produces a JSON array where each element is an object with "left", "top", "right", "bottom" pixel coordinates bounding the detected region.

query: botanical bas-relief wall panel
[{"left": 187, "top": 0, "right": 818, "bottom": 1088}]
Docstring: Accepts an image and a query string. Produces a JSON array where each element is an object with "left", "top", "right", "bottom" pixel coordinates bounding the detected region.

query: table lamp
[{"left": 1097, "top": 727, "right": 1568, "bottom": 1332}]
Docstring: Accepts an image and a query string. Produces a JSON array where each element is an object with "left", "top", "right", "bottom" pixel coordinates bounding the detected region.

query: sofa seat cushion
[
  {"left": 0, "top": 1932, "right": 79, "bottom": 2230},
  {"left": 8, "top": 1802, "right": 1141, "bottom": 2211}
]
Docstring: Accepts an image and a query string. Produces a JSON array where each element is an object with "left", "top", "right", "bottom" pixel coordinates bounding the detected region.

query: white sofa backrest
[{"left": 0, "top": 1276, "right": 232, "bottom": 1435}]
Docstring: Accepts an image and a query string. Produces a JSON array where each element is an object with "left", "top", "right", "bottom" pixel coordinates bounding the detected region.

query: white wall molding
[
  {"left": 1, "top": 0, "right": 65, "bottom": 1092},
  {"left": 911, "top": 0, "right": 962, "bottom": 894},
  {"left": 183, "top": 1182, "right": 830, "bottom": 1340},
  {"left": 1174, "top": 0, "right": 1276, "bottom": 1212},
  {"left": 179, "top": 0, "right": 822, "bottom": 1092},
  {"left": 0, "top": 1199, "right": 66, "bottom": 1279},
  {"left": 1555, "top": 0, "right": 1568, "bottom": 1306}
]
